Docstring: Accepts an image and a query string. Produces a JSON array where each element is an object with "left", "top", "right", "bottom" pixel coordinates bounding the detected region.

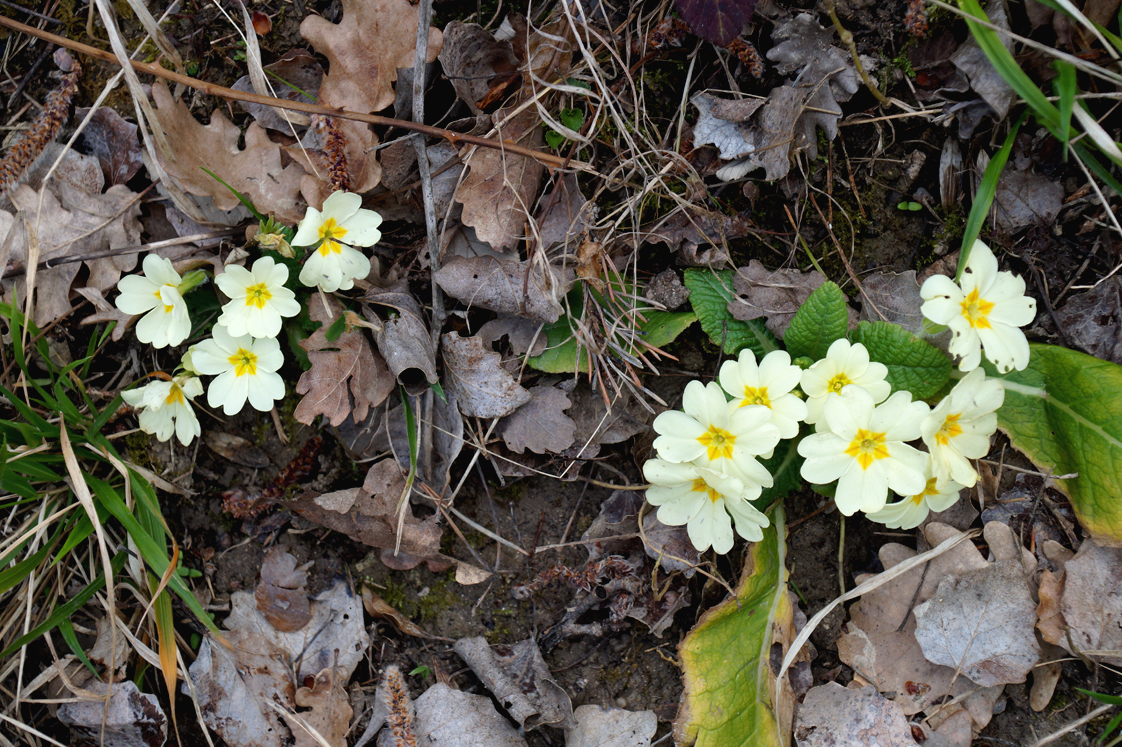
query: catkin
[
  {"left": 381, "top": 665, "right": 416, "bottom": 747},
  {"left": 0, "top": 49, "right": 81, "bottom": 193}
]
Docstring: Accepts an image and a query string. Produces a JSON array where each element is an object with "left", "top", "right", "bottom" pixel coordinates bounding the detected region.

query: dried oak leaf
[
  {"left": 500, "top": 384, "right": 576, "bottom": 455},
  {"left": 993, "top": 167, "right": 1063, "bottom": 231},
  {"left": 255, "top": 547, "right": 311, "bottom": 633},
  {"left": 456, "top": 103, "right": 545, "bottom": 252},
  {"left": 794, "top": 683, "right": 918, "bottom": 747},
  {"left": 287, "top": 458, "right": 443, "bottom": 560},
  {"left": 291, "top": 668, "right": 352, "bottom": 747},
  {"left": 434, "top": 255, "right": 575, "bottom": 323},
  {"left": 534, "top": 173, "right": 592, "bottom": 252},
  {"left": 442, "top": 332, "right": 532, "bottom": 417},
  {"left": 729, "top": 260, "right": 849, "bottom": 338},
  {"left": 913, "top": 559, "right": 1042, "bottom": 687},
  {"left": 2, "top": 181, "right": 141, "bottom": 326},
  {"left": 673, "top": 0, "right": 757, "bottom": 46},
  {"left": 1055, "top": 538, "right": 1122, "bottom": 666},
  {"left": 439, "top": 22, "right": 520, "bottom": 115},
  {"left": 149, "top": 81, "right": 307, "bottom": 224},
  {"left": 74, "top": 106, "right": 144, "bottom": 186},
  {"left": 232, "top": 49, "right": 322, "bottom": 132},
  {"left": 295, "top": 298, "right": 394, "bottom": 427}
]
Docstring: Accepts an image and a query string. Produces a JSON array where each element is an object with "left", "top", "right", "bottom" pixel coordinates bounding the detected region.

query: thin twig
[{"left": 0, "top": 15, "right": 586, "bottom": 173}]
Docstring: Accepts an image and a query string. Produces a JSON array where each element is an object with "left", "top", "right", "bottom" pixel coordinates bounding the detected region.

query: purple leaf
[{"left": 674, "top": 0, "right": 756, "bottom": 47}]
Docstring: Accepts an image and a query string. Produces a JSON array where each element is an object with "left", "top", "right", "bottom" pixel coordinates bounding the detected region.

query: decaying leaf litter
[{"left": 1, "top": 0, "right": 1121, "bottom": 745}]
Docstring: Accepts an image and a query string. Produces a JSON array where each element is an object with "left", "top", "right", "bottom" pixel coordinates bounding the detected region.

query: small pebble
[{"left": 615, "top": 697, "right": 627, "bottom": 708}]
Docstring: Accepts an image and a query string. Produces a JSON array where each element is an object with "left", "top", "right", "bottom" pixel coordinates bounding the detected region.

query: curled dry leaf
[
  {"left": 566, "top": 705, "right": 657, "bottom": 747},
  {"left": 255, "top": 547, "right": 312, "bottom": 633},
  {"left": 500, "top": 384, "right": 576, "bottom": 455},
  {"left": 434, "top": 256, "right": 575, "bottom": 323},
  {"left": 2, "top": 181, "right": 141, "bottom": 326},
  {"left": 58, "top": 680, "right": 167, "bottom": 747},
  {"left": 365, "top": 283, "right": 440, "bottom": 386},
  {"left": 149, "top": 82, "right": 307, "bottom": 224},
  {"left": 205, "top": 431, "right": 272, "bottom": 469},
  {"left": 296, "top": 297, "right": 394, "bottom": 427},
  {"left": 287, "top": 459, "right": 443, "bottom": 561},
  {"left": 362, "top": 585, "right": 449, "bottom": 641},
  {"left": 456, "top": 104, "right": 545, "bottom": 252},
  {"left": 442, "top": 332, "right": 532, "bottom": 418},
  {"left": 74, "top": 106, "right": 144, "bottom": 186},
  {"left": 439, "top": 22, "right": 520, "bottom": 115},
  {"left": 794, "top": 683, "right": 919, "bottom": 747},
  {"left": 913, "top": 559, "right": 1041, "bottom": 687},
  {"left": 453, "top": 637, "right": 574, "bottom": 730}
]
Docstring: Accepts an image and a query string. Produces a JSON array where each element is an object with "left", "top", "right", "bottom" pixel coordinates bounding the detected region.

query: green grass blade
[
  {"left": 58, "top": 619, "right": 99, "bottom": 676},
  {"left": 200, "top": 167, "right": 265, "bottom": 221},
  {"left": 0, "top": 552, "right": 126, "bottom": 660},
  {"left": 1054, "top": 60, "right": 1076, "bottom": 161},
  {"left": 957, "top": 114, "right": 1024, "bottom": 281}
]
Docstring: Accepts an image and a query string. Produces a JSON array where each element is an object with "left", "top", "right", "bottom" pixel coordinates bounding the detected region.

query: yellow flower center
[
  {"left": 910, "top": 478, "right": 940, "bottom": 505},
  {"left": 317, "top": 218, "right": 347, "bottom": 256},
  {"left": 228, "top": 348, "right": 258, "bottom": 377},
  {"left": 165, "top": 384, "right": 185, "bottom": 406},
  {"left": 740, "top": 386, "right": 771, "bottom": 408},
  {"left": 827, "top": 372, "right": 852, "bottom": 394},
  {"left": 960, "top": 288, "right": 995, "bottom": 329},
  {"left": 935, "top": 413, "right": 963, "bottom": 445},
  {"left": 691, "top": 478, "right": 722, "bottom": 503},
  {"left": 154, "top": 285, "right": 176, "bottom": 313},
  {"left": 245, "top": 282, "right": 273, "bottom": 309},
  {"left": 697, "top": 425, "right": 736, "bottom": 461},
  {"left": 844, "top": 428, "right": 890, "bottom": 469}
]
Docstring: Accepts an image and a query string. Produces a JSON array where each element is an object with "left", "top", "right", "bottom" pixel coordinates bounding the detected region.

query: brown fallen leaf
[
  {"left": 255, "top": 547, "right": 312, "bottom": 633},
  {"left": 644, "top": 208, "right": 753, "bottom": 267},
  {"left": 232, "top": 49, "right": 322, "bottom": 132},
  {"left": 478, "top": 314, "right": 547, "bottom": 358},
  {"left": 291, "top": 668, "right": 352, "bottom": 747},
  {"left": 993, "top": 166, "right": 1063, "bottom": 231},
  {"left": 534, "top": 173, "right": 592, "bottom": 252},
  {"left": 74, "top": 106, "right": 144, "bottom": 186},
  {"left": 442, "top": 332, "right": 532, "bottom": 418},
  {"left": 412, "top": 683, "right": 528, "bottom": 747},
  {"left": 287, "top": 459, "right": 443, "bottom": 561},
  {"left": 500, "top": 384, "right": 576, "bottom": 455},
  {"left": 2, "top": 180, "right": 141, "bottom": 326},
  {"left": 1055, "top": 538, "right": 1122, "bottom": 666},
  {"left": 439, "top": 22, "right": 520, "bottom": 115},
  {"left": 1054, "top": 277, "right": 1122, "bottom": 365},
  {"left": 58, "top": 680, "right": 168, "bottom": 747},
  {"left": 794, "top": 683, "right": 919, "bottom": 747},
  {"left": 205, "top": 431, "right": 272, "bottom": 469},
  {"left": 149, "top": 81, "right": 307, "bottom": 224},
  {"left": 456, "top": 103, "right": 545, "bottom": 253},
  {"left": 75, "top": 286, "right": 133, "bottom": 341},
  {"left": 362, "top": 585, "right": 451, "bottom": 641},
  {"left": 566, "top": 705, "right": 657, "bottom": 747},
  {"left": 728, "top": 260, "right": 852, "bottom": 339},
  {"left": 453, "top": 637, "right": 573, "bottom": 730},
  {"left": 295, "top": 297, "right": 394, "bottom": 427},
  {"left": 434, "top": 256, "right": 575, "bottom": 323},
  {"left": 364, "top": 283, "right": 440, "bottom": 386},
  {"left": 913, "top": 558, "right": 1041, "bottom": 687}
]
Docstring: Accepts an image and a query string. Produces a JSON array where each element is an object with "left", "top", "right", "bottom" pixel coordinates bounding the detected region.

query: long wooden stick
[{"left": 0, "top": 14, "right": 586, "bottom": 173}]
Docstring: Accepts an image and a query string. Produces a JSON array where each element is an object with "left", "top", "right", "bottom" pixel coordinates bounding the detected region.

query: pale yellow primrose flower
[
  {"left": 920, "top": 239, "right": 1036, "bottom": 373},
  {"left": 121, "top": 374, "right": 203, "bottom": 446},
  {"left": 643, "top": 458, "right": 771, "bottom": 553},
  {"left": 798, "top": 387, "right": 929, "bottom": 516},
  {"left": 191, "top": 324, "right": 285, "bottom": 415},
  {"left": 215, "top": 257, "right": 301, "bottom": 339},
  {"left": 115, "top": 254, "right": 192, "bottom": 348},
  {"left": 920, "top": 367, "right": 1004, "bottom": 488},
  {"left": 292, "top": 191, "right": 381, "bottom": 292},
  {"left": 866, "top": 459, "right": 965, "bottom": 529},
  {"left": 800, "top": 339, "right": 891, "bottom": 425},
  {"left": 718, "top": 349, "right": 807, "bottom": 440},
  {"left": 652, "top": 380, "right": 780, "bottom": 486}
]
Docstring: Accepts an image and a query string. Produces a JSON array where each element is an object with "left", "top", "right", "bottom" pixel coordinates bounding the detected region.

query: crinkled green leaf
[
  {"left": 684, "top": 269, "right": 779, "bottom": 358},
  {"left": 852, "top": 321, "right": 951, "bottom": 399},
  {"left": 675, "top": 507, "right": 792, "bottom": 747},
  {"left": 783, "top": 282, "right": 848, "bottom": 361},
  {"left": 987, "top": 343, "right": 1122, "bottom": 544}
]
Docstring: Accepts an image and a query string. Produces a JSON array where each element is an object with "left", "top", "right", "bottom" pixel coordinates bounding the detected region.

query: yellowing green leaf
[
  {"left": 988, "top": 343, "right": 1122, "bottom": 544},
  {"left": 684, "top": 269, "right": 778, "bottom": 358},
  {"left": 675, "top": 507, "right": 793, "bottom": 747}
]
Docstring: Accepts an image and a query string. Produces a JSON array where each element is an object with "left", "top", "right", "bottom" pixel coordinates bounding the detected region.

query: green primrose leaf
[
  {"left": 684, "top": 269, "right": 778, "bottom": 358},
  {"left": 852, "top": 321, "right": 951, "bottom": 400},
  {"left": 754, "top": 433, "right": 804, "bottom": 509},
  {"left": 675, "top": 506, "right": 792, "bottom": 747},
  {"left": 986, "top": 344, "right": 1122, "bottom": 544},
  {"left": 784, "top": 282, "right": 848, "bottom": 361}
]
